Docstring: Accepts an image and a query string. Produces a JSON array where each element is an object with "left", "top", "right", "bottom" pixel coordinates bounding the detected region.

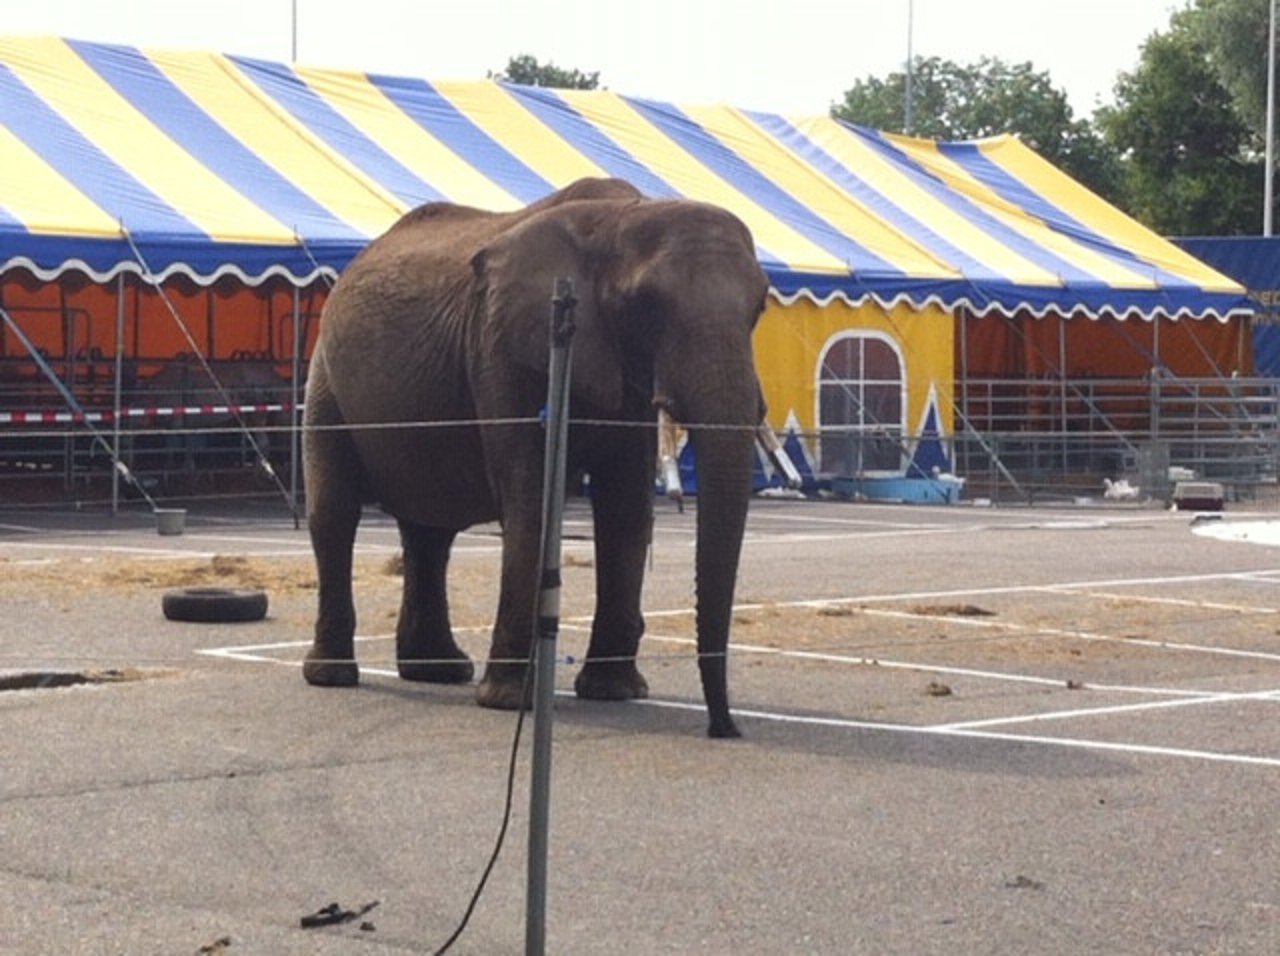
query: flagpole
[
  {"left": 1266, "top": 0, "right": 1275, "bottom": 235},
  {"left": 904, "top": 0, "right": 915, "bottom": 135}
]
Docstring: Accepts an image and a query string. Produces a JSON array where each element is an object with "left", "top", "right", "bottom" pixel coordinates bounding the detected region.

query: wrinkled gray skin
[{"left": 302, "top": 178, "right": 768, "bottom": 737}]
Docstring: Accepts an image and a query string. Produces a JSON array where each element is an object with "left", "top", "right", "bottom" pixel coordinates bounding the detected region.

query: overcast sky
[{"left": 2, "top": 0, "right": 1186, "bottom": 117}]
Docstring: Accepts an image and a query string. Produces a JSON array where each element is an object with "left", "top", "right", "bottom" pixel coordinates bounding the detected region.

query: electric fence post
[{"left": 526, "top": 277, "right": 576, "bottom": 955}]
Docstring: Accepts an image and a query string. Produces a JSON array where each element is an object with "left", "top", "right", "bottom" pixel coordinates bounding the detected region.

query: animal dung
[
  {"left": 911, "top": 603, "right": 995, "bottom": 618},
  {"left": 816, "top": 605, "right": 854, "bottom": 617},
  {"left": 1004, "top": 875, "right": 1046, "bottom": 891}
]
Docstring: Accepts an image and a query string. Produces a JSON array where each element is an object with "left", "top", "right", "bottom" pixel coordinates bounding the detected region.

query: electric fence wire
[{"left": 0, "top": 414, "right": 766, "bottom": 443}]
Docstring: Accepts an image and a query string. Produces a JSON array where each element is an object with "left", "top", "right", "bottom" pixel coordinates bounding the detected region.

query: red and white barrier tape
[{"left": 0, "top": 402, "right": 296, "bottom": 424}]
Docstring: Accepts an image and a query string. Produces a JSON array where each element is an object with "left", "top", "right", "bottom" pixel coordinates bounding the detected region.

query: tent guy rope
[{"left": 120, "top": 222, "right": 296, "bottom": 510}]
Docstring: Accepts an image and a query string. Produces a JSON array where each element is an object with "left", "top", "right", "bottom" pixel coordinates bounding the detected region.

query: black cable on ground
[{"left": 432, "top": 642, "right": 537, "bottom": 955}]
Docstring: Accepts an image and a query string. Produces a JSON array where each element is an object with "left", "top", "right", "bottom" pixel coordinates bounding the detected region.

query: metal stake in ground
[{"left": 526, "top": 277, "right": 576, "bottom": 956}]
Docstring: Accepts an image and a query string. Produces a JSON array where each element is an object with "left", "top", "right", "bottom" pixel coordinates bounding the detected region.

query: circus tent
[{"left": 0, "top": 36, "right": 1255, "bottom": 498}]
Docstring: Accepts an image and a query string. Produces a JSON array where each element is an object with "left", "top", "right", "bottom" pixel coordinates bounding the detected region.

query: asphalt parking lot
[{"left": 3, "top": 495, "right": 1280, "bottom": 954}]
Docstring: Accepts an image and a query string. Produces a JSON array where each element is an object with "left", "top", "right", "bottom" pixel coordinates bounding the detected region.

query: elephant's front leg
[
  {"left": 396, "top": 522, "right": 475, "bottom": 684},
  {"left": 574, "top": 443, "right": 651, "bottom": 702},
  {"left": 475, "top": 422, "right": 545, "bottom": 710},
  {"left": 474, "top": 514, "right": 542, "bottom": 709}
]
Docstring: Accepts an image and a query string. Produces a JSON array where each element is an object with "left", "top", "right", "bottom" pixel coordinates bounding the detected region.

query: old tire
[{"left": 162, "top": 587, "right": 268, "bottom": 623}]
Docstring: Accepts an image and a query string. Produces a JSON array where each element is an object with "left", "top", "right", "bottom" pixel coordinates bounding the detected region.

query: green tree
[
  {"left": 491, "top": 54, "right": 600, "bottom": 90},
  {"left": 1186, "top": 0, "right": 1272, "bottom": 140},
  {"left": 832, "top": 56, "right": 1121, "bottom": 200},
  {"left": 1096, "top": 22, "right": 1261, "bottom": 234}
]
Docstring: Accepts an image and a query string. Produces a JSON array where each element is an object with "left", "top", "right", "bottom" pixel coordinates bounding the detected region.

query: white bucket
[{"left": 155, "top": 508, "right": 187, "bottom": 536}]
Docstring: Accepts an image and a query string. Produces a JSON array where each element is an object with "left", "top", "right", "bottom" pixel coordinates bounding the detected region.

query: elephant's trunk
[{"left": 689, "top": 423, "right": 754, "bottom": 738}]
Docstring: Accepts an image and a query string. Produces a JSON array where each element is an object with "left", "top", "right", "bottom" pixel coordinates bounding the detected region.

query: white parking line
[
  {"left": 245, "top": 663, "right": 1280, "bottom": 768},
  {"left": 746, "top": 526, "right": 985, "bottom": 546},
  {"left": 771, "top": 568, "right": 1280, "bottom": 609},
  {"left": 172, "top": 533, "right": 318, "bottom": 548},
  {"left": 647, "top": 632, "right": 1230, "bottom": 698},
  {"left": 933, "top": 688, "right": 1280, "bottom": 731},
  {"left": 198, "top": 621, "right": 1280, "bottom": 769},
  {"left": 0, "top": 540, "right": 197, "bottom": 557},
  {"left": 608, "top": 697, "right": 1280, "bottom": 769},
  {"left": 199, "top": 626, "right": 1194, "bottom": 699},
  {"left": 1035, "top": 586, "right": 1280, "bottom": 616},
  {"left": 850, "top": 605, "right": 1280, "bottom": 665}
]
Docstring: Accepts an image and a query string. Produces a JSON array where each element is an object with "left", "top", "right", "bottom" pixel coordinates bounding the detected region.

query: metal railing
[
  {"left": 4, "top": 365, "right": 1278, "bottom": 508},
  {"left": 952, "top": 375, "right": 1280, "bottom": 503},
  {"left": 0, "top": 356, "right": 305, "bottom": 505}
]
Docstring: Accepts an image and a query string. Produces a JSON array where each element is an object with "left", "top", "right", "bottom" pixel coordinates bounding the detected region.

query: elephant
[{"left": 301, "top": 177, "right": 769, "bottom": 738}]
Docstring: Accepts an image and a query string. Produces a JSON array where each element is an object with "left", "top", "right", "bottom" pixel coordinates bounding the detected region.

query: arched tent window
[{"left": 816, "top": 332, "right": 906, "bottom": 476}]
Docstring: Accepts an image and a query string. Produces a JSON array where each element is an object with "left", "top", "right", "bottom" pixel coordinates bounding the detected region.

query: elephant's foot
[
  {"left": 707, "top": 712, "right": 742, "bottom": 739},
  {"left": 302, "top": 648, "right": 359, "bottom": 687},
  {"left": 398, "top": 645, "right": 475, "bottom": 684},
  {"left": 475, "top": 664, "right": 532, "bottom": 710},
  {"left": 574, "top": 660, "right": 649, "bottom": 701}
]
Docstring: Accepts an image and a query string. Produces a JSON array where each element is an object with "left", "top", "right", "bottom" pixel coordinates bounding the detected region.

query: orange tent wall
[
  {"left": 1, "top": 271, "right": 1253, "bottom": 416},
  {"left": 0, "top": 270, "right": 327, "bottom": 378},
  {"left": 959, "top": 310, "right": 1253, "bottom": 379}
]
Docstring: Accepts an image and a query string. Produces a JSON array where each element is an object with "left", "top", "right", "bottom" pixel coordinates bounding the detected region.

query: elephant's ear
[{"left": 471, "top": 207, "right": 624, "bottom": 412}]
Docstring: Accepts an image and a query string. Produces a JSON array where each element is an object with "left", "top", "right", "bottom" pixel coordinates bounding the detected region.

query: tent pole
[
  {"left": 1153, "top": 313, "right": 1161, "bottom": 373},
  {"left": 1059, "top": 317, "right": 1068, "bottom": 474},
  {"left": 60, "top": 285, "right": 73, "bottom": 489},
  {"left": 290, "top": 282, "right": 302, "bottom": 529},
  {"left": 112, "top": 273, "right": 125, "bottom": 515},
  {"left": 1152, "top": 319, "right": 1162, "bottom": 439},
  {"left": 958, "top": 308, "right": 968, "bottom": 476}
]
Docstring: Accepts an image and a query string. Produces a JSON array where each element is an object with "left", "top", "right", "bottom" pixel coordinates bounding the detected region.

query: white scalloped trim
[
  {"left": 766, "top": 285, "right": 1245, "bottom": 323},
  {"left": 1, "top": 255, "right": 1246, "bottom": 322},
  {"left": 0, "top": 254, "right": 338, "bottom": 289}
]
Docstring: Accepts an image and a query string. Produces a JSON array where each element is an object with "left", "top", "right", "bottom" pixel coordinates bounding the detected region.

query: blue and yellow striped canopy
[{"left": 0, "top": 36, "right": 1251, "bottom": 320}]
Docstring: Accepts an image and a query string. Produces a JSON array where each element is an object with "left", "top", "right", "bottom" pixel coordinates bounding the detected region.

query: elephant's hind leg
[
  {"left": 302, "top": 382, "right": 361, "bottom": 687},
  {"left": 396, "top": 522, "right": 475, "bottom": 684},
  {"left": 304, "top": 493, "right": 361, "bottom": 687}
]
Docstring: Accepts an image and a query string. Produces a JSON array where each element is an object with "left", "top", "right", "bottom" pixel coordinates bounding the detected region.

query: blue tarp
[{"left": 1176, "top": 237, "right": 1280, "bottom": 374}]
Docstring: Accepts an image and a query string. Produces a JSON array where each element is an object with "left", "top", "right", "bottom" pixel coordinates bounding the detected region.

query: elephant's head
[{"left": 473, "top": 187, "right": 768, "bottom": 737}]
